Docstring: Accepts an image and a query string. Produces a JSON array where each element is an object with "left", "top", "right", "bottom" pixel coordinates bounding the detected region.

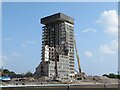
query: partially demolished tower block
[{"left": 35, "top": 13, "right": 75, "bottom": 80}]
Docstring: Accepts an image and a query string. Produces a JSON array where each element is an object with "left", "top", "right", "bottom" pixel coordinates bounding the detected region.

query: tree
[
  {"left": 103, "top": 74, "right": 109, "bottom": 77},
  {"left": 103, "top": 73, "right": 119, "bottom": 79},
  {"left": 25, "top": 71, "right": 33, "bottom": 77},
  {"left": 109, "top": 73, "right": 117, "bottom": 78},
  {"left": 1, "top": 69, "right": 16, "bottom": 78}
]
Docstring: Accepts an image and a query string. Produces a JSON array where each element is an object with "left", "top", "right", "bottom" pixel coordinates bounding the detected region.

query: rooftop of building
[{"left": 41, "top": 13, "right": 74, "bottom": 25}]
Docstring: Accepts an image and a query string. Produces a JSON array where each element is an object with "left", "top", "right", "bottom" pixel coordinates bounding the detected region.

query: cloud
[
  {"left": 84, "top": 51, "right": 93, "bottom": 57},
  {"left": 0, "top": 55, "right": 8, "bottom": 67},
  {"left": 97, "top": 10, "right": 118, "bottom": 36},
  {"left": 12, "top": 52, "right": 21, "bottom": 58},
  {"left": 104, "top": 27, "right": 118, "bottom": 35},
  {"left": 94, "top": 56, "right": 105, "bottom": 63},
  {"left": 81, "top": 28, "right": 96, "bottom": 33},
  {"left": 21, "top": 43, "right": 27, "bottom": 47},
  {"left": 0, "top": 56, "right": 3, "bottom": 67},
  {"left": 4, "top": 38, "right": 12, "bottom": 41},
  {"left": 100, "top": 39, "right": 118, "bottom": 54},
  {"left": 25, "top": 40, "right": 36, "bottom": 44},
  {"left": 22, "top": 40, "right": 36, "bottom": 47}
]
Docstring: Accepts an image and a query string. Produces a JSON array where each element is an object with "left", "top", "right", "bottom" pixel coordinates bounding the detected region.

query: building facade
[{"left": 35, "top": 13, "right": 75, "bottom": 80}]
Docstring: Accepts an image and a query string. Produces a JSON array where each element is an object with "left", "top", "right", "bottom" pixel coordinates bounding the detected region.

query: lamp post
[{"left": 118, "top": 71, "right": 120, "bottom": 90}]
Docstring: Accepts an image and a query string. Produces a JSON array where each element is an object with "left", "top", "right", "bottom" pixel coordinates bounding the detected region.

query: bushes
[
  {"left": 1, "top": 69, "right": 33, "bottom": 78},
  {"left": 103, "top": 73, "right": 120, "bottom": 79}
]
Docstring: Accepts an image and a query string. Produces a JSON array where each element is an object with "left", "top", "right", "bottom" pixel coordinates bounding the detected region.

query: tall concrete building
[{"left": 35, "top": 13, "right": 75, "bottom": 80}]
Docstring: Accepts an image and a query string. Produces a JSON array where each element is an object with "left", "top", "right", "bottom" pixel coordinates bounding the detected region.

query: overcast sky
[{"left": 2, "top": 2, "right": 118, "bottom": 75}]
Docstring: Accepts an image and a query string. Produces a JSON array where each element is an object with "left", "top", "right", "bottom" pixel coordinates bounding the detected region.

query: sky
[
  {"left": 2, "top": 2, "right": 118, "bottom": 76},
  {"left": 1, "top": 0, "right": 119, "bottom": 2}
]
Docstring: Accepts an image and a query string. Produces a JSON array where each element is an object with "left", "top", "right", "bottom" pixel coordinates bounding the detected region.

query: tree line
[
  {"left": 1, "top": 68, "right": 33, "bottom": 78},
  {"left": 1, "top": 69, "right": 120, "bottom": 79},
  {"left": 103, "top": 73, "right": 120, "bottom": 79}
]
